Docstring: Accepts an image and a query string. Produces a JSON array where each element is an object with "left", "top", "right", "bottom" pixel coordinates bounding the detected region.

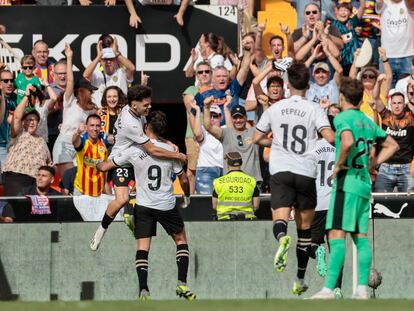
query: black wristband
[{"left": 382, "top": 59, "right": 388, "bottom": 63}]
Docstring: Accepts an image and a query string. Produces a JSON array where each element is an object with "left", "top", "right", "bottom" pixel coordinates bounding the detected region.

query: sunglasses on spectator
[
  {"left": 22, "top": 65, "right": 35, "bottom": 70},
  {"left": 197, "top": 70, "right": 211, "bottom": 75},
  {"left": 362, "top": 74, "right": 376, "bottom": 79},
  {"left": 210, "top": 113, "right": 220, "bottom": 119},
  {"left": 1, "top": 78, "right": 14, "bottom": 83},
  {"left": 408, "top": 92, "right": 414, "bottom": 96},
  {"left": 305, "top": 10, "right": 318, "bottom": 15},
  {"left": 55, "top": 72, "right": 67, "bottom": 75},
  {"left": 236, "top": 135, "right": 244, "bottom": 147}
]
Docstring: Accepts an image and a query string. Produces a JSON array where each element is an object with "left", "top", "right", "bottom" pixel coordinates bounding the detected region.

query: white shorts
[{"left": 53, "top": 133, "right": 76, "bottom": 164}]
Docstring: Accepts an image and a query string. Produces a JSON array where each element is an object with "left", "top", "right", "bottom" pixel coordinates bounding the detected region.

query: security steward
[{"left": 212, "top": 152, "right": 260, "bottom": 220}]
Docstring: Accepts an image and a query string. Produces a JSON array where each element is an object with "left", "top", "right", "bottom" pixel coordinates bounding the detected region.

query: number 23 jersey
[{"left": 256, "top": 95, "right": 330, "bottom": 178}]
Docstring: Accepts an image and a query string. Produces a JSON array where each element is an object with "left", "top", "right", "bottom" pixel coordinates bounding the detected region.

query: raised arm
[
  {"left": 83, "top": 41, "right": 101, "bottom": 82},
  {"left": 296, "top": 28, "right": 318, "bottom": 62},
  {"left": 378, "top": 48, "right": 392, "bottom": 98},
  {"left": 203, "top": 96, "right": 223, "bottom": 140},
  {"left": 64, "top": 43, "right": 74, "bottom": 102},
  {"left": 280, "top": 23, "right": 295, "bottom": 59},
  {"left": 252, "top": 62, "right": 272, "bottom": 97},
  {"left": 254, "top": 20, "right": 268, "bottom": 66},
  {"left": 185, "top": 48, "right": 198, "bottom": 78},
  {"left": 124, "top": 0, "right": 142, "bottom": 29},
  {"left": 11, "top": 86, "right": 30, "bottom": 138},
  {"left": 72, "top": 123, "right": 86, "bottom": 149},
  {"left": 349, "top": 48, "right": 361, "bottom": 79},
  {"left": 189, "top": 104, "right": 203, "bottom": 143},
  {"left": 373, "top": 74, "right": 387, "bottom": 113},
  {"left": 321, "top": 37, "right": 343, "bottom": 85},
  {"left": 223, "top": 93, "right": 233, "bottom": 128},
  {"left": 236, "top": 48, "right": 252, "bottom": 86},
  {"left": 294, "top": 25, "right": 312, "bottom": 53},
  {"left": 357, "top": 0, "right": 366, "bottom": 19},
  {"left": 112, "top": 37, "right": 136, "bottom": 81}
]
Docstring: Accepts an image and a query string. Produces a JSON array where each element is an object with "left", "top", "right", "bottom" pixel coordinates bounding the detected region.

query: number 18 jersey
[
  {"left": 333, "top": 109, "right": 387, "bottom": 199},
  {"left": 256, "top": 95, "right": 330, "bottom": 178}
]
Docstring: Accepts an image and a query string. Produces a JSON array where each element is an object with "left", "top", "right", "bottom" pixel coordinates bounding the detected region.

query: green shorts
[{"left": 325, "top": 189, "right": 370, "bottom": 234}]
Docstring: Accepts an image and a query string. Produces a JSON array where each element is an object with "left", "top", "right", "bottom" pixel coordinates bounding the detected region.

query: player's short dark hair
[
  {"left": 86, "top": 113, "right": 101, "bottom": 124},
  {"left": 127, "top": 85, "right": 152, "bottom": 106},
  {"left": 390, "top": 92, "right": 405, "bottom": 102},
  {"left": 339, "top": 78, "right": 364, "bottom": 107},
  {"left": 287, "top": 63, "right": 309, "bottom": 91},
  {"left": 269, "top": 35, "right": 284, "bottom": 47},
  {"left": 267, "top": 76, "right": 284, "bottom": 89},
  {"left": 38, "top": 165, "right": 55, "bottom": 177},
  {"left": 147, "top": 110, "right": 167, "bottom": 136}
]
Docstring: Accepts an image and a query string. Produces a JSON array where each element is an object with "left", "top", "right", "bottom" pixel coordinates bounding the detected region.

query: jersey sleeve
[
  {"left": 75, "top": 134, "right": 87, "bottom": 152},
  {"left": 333, "top": 113, "right": 351, "bottom": 135},
  {"left": 256, "top": 109, "right": 271, "bottom": 133},
  {"left": 124, "top": 124, "right": 149, "bottom": 145},
  {"left": 112, "top": 149, "right": 132, "bottom": 167},
  {"left": 172, "top": 160, "right": 184, "bottom": 175},
  {"left": 315, "top": 106, "right": 331, "bottom": 132},
  {"left": 230, "top": 79, "right": 242, "bottom": 97}
]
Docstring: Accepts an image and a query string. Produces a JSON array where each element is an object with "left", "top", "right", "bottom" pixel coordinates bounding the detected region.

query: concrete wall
[{"left": 0, "top": 220, "right": 413, "bottom": 301}]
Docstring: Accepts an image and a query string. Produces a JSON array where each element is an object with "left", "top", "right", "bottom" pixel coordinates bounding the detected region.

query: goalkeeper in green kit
[{"left": 311, "top": 78, "right": 399, "bottom": 299}]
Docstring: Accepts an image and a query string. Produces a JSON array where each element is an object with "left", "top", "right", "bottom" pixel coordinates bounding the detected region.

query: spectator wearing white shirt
[
  {"left": 83, "top": 34, "right": 135, "bottom": 106},
  {"left": 53, "top": 44, "right": 96, "bottom": 177},
  {"left": 377, "top": 0, "right": 414, "bottom": 87}
]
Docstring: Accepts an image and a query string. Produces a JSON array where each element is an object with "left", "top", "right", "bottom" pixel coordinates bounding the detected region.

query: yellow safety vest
[{"left": 213, "top": 170, "right": 257, "bottom": 221}]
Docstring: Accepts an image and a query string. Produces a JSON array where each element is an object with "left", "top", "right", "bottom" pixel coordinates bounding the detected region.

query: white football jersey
[
  {"left": 109, "top": 105, "right": 149, "bottom": 159},
  {"left": 256, "top": 95, "right": 330, "bottom": 178},
  {"left": 113, "top": 140, "right": 183, "bottom": 211},
  {"left": 313, "top": 139, "right": 336, "bottom": 212}
]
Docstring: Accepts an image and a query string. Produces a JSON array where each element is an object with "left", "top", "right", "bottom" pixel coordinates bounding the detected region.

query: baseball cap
[
  {"left": 102, "top": 47, "right": 116, "bottom": 59},
  {"left": 225, "top": 152, "right": 243, "bottom": 167},
  {"left": 75, "top": 78, "right": 98, "bottom": 91},
  {"left": 231, "top": 105, "right": 247, "bottom": 117},
  {"left": 210, "top": 104, "right": 222, "bottom": 115},
  {"left": 313, "top": 62, "right": 330, "bottom": 75}
]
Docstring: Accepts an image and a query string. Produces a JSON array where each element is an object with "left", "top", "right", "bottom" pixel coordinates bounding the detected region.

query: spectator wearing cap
[
  {"left": 190, "top": 103, "right": 225, "bottom": 194},
  {"left": 305, "top": 49, "right": 343, "bottom": 108},
  {"left": 83, "top": 35, "right": 135, "bottom": 106},
  {"left": 204, "top": 100, "right": 263, "bottom": 189},
  {"left": 32, "top": 40, "right": 55, "bottom": 85},
  {"left": 53, "top": 44, "right": 97, "bottom": 177},
  {"left": 2, "top": 88, "right": 51, "bottom": 196},
  {"left": 193, "top": 47, "right": 251, "bottom": 123},
  {"left": 19, "top": 166, "right": 61, "bottom": 196},
  {"left": 212, "top": 151, "right": 259, "bottom": 221}
]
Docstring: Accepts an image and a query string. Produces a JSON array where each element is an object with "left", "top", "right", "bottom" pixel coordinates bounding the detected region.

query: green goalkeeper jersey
[{"left": 333, "top": 108, "right": 387, "bottom": 199}]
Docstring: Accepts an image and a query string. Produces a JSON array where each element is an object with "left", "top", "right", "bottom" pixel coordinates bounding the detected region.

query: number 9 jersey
[{"left": 113, "top": 139, "right": 183, "bottom": 211}]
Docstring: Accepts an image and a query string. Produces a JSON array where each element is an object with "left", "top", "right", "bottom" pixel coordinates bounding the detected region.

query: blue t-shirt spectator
[{"left": 193, "top": 79, "right": 242, "bottom": 125}]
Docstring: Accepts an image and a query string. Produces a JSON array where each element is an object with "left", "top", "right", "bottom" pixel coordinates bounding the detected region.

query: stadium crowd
[{"left": 0, "top": 0, "right": 414, "bottom": 223}]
